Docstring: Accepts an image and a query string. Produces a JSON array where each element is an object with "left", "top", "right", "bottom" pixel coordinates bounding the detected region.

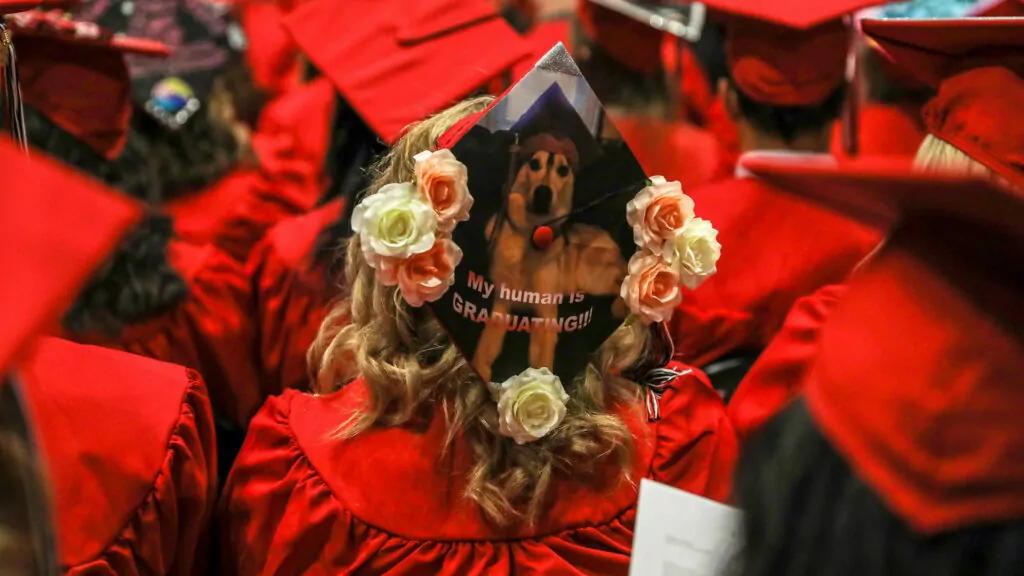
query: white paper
[{"left": 629, "top": 479, "right": 743, "bottom": 576}]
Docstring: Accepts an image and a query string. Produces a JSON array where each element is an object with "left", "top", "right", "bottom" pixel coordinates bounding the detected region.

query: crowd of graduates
[{"left": 2, "top": 0, "right": 1024, "bottom": 573}]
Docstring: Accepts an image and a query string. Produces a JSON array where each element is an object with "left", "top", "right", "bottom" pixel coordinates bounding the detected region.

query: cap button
[{"left": 532, "top": 226, "right": 555, "bottom": 250}]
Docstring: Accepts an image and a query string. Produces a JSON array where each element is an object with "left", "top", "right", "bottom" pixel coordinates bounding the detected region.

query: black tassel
[{"left": 0, "top": 21, "right": 28, "bottom": 153}]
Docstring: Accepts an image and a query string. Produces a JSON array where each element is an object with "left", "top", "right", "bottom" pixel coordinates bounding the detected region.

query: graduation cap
[
  {"left": 863, "top": 17, "right": 1024, "bottom": 190},
  {"left": 422, "top": 45, "right": 668, "bottom": 387},
  {"left": 283, "top": 0, "right": 530, "bottom": 145},
  {"left": 72, "top": 0, "right": 243, "bottom": 129},
  {"left": 701, "top": 0, "right": 890, "bottom": 106},
  {"left": 970, "top": 0, "right": 1024, "bottom": 16},
  {"left": 9, "top": 9, "right": 170, "bottom": 158},
  {"left": 741, "top": 153, "right": 1024, "bottom": 534}
]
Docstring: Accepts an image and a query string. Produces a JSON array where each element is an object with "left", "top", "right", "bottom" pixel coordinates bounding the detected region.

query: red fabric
[
  {"left": 238, "top": 0, "right": 303, "bottom": 96},
  {"left": 0, "top": 138, "right": 140, "bottom": 372},
  {"left": 247, "top": 200, "right": 343, "bottom": 398},
  {"left": 576, "top": 0, "right": 661, "bottom": 74},
  {"left": 0, "top": 0, "right": 43, "bottom": 12},
  {"left": 218, "top": 363, "right": 738, "bottom": 574},
  {"left": 922, "top": 67, "right": 1024, "bottom": 191},
  {"left": 64, "top": 241, "right": 260, "bottom": 427},
  {"left": 20, "top": 337, "right": 216, "bottom": 574},
  {"left": 611, "top": 115, "right": 730, "bottom": 190},
  {"left": 668, "top": 174, "right": 880, "bottom": 368},
  {"left": 971, "top": 0, "right": 1024, "bottom": 16},
  {"left": 726, "top": 20, "right": 849, "bottom": 106},
  {"left": 284, "top": 0, "right": 527, "bottom": 144},
  {"left": 727, "top": 283, "right": 848, "bottom": 443},
  {"left": 830, "top": 103, "right": 926, "bottom": 160},
  {"left": 11, "top": 11, "right": 169, "bottom": 158}
]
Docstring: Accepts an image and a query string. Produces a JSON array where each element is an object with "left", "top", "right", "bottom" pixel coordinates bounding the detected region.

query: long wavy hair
[
  {"left": 913, "top": 134, "right": 1000, "bottom": 179},
  {"left": 309, "top": 96, "right": 650, "bottom": 526}
]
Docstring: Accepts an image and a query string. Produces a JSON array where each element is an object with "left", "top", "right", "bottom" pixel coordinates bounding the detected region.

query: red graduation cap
[
  {"left": 702, "top": 0, "right": 888, "bottom": 106},
  {"left": 10, "top": 10, "right": 171, "bottom": 159},
  {"left": 862, "top": 17, "right": 1024, "bottom": 191},
  {"left": 970, "top": 0, "right": 1024, "bottom": 16},
  {"left": 576, "top": 0, "right": 662, "bottom": 74},
  {"left": 742, "top": 153, "right": 1024, "bottom": 534},
  {"left": 0, "top": 135, "right": 141, "bottom": 373},
  {"left": 283, "top": 0, "right": 529, "bottom": 145}
]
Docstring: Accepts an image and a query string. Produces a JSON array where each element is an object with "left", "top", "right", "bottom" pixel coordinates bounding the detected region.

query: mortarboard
[
  {"left": 9, "top": 9, "right": 170, "bottom": 159},
  {"left": 72, "top": 0, "right": 245, "bottom": 129},
  {"left": 741, "top": 153, "right": 1024, "bottom": 533},
  {"left": 0, "top": 135, "right": 141, "bottom": 373},
  {"left": 701, "top": 0, "right": 889, "bottom": 106},
  {"left": 348, "top": 43, "right": 723, "bottom": 427},
  {"left": 283, "top": 0, "right": 530, "bottom": 145},
  {"left": 576, "top": 0, "right": 663, "bottom": 74},
  {"left": 862, "top": 17, "right": 1024, "bottom": 190}
]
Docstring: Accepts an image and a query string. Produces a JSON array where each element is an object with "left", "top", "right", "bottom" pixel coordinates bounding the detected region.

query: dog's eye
[
  {"left": 557, "top": 165, "right": 570, "bottom": 178},
  {"left": 529, "top": 158, "right": 542, "bottom": 171}
]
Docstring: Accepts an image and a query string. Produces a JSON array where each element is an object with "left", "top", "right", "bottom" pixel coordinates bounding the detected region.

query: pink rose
[
  {"left": 619, "top": 250, "right": 682, "bottom": 325},
  {"left": 625, "top": 176, "right": 695, "bottom": 250},
  {"left": 414, "top": 149, "right": 473, "bottom": 232},
  {"left": 379, "top": 237, "right": 463, "bottom": 307}
]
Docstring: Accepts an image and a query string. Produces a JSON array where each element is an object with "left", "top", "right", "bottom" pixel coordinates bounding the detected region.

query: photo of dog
[{"left": 473, "top": 133, "right": 627, "bottom": 383}]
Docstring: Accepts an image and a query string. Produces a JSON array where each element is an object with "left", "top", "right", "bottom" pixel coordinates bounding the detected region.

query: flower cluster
[
  {"left": 350, "top": 149, "right": 471, "bottom": 306},
  {"left": 489, "top": 367, "right": 569, "bottom": 444},
  {"left": 621, "top": 176, "right": 721, "bottom": 324}
]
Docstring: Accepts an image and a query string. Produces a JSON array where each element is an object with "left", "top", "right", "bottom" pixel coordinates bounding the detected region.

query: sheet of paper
[{"left": 629, "top": 479, "right": 743, "bottom": 576}]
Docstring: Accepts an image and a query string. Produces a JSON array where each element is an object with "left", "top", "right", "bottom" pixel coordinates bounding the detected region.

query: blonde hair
[
  {"left": 913, "top": 134, "right": 997, "bottom": 178},
  {"left": 309, "top": 96, "right": 650, "bottom": 526}
]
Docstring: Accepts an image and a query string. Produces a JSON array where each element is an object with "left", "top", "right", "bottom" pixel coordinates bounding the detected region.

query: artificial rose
[
  {"left": 619, "top": 250, "right": 683, "bottom": 325},
  {"left": 662, "top": 217, "right": 721, "bottom": 290},
  {"left": 625, "top": 176, "right": 695, "bottom": 250},
  {"left": 414, "top": 149, "right": 473, "bottom": 232},
  {"left": 490, "top": 367, "right": 569, "bottom": 444},
  {"left": 351, "top": 182, "right": 437, "bottom": 269},
  {"left": 378, "top": 238, "right": 463, "bottom": 307}
]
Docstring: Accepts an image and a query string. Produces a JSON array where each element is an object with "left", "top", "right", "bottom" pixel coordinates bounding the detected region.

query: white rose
[
  {"left": 661, "top": 217, "right": 721, "bottom": 290},
  {"left": 351, "top": 182, "right": 438, "bottom": 269},
  {"left": 491, "top": 367, "right": 569, "bottom": 444}
]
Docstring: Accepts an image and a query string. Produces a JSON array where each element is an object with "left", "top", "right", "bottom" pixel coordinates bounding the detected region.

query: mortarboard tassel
[{"left": 0, "top": 21, "right": 28, "bottom": 153}]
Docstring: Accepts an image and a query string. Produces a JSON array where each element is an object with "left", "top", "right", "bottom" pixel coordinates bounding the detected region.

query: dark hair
[
  {"left": 312, "top": 95, "right": 387, "bottom": 282},
  {"left": 861, "top": 46, "right": 934, "bottom": 107},
  {"left": 63, "top": 212, "right": 189, "bottom": 336},
  {"left": 736, "top": 401, "right": 1024, "bottom": 576},
  {"left": 218, "top": 50, "right": 270, "bottom": 129},
  {"left": 731, "top": 79, "right": 847, "bottom": 144}
]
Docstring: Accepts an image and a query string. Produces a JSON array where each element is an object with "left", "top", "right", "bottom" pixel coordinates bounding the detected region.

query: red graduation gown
[
  {"left": 66, "top": 241, "right": 260, "bottom": 427},
  {"left": 613, "top": 116, "right": 731, "bottom": 190},
  {"left": 727, "top": 284, "right": 847, "bottom": 442},
  {"left": 247, "top": 199, "right": 343, "bottom": 397},
  {"left": 167, "top": 79, "right": 336, "bottom": 262},
  {"left": 239, "top": 0, "right": 303, "bottom": 97},
  {"left": 20, "top": 337, "right": 216, "bottom": 575},
  {"left": 218, "top": 362, "right": 738, "bottom": 575},
  {"left": 831, "top": 103, "right": 926, "bottom": 161},
  {"left": 670, "top": 173, "right": 880, "bottom": 368}
]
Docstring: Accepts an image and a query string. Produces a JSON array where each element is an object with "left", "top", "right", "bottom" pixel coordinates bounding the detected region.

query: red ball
[{"left": 532, "top": 226, "right": 555, "bottom": 250}]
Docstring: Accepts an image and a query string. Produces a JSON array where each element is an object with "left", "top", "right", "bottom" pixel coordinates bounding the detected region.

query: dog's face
[{"left": 507, "top": 150, "right": 575, "bottom": 229}]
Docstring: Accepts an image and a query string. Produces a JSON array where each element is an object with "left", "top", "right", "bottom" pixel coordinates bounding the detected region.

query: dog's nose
[{"left": 530, "top": 185, "right": 553, "bottom": 215}]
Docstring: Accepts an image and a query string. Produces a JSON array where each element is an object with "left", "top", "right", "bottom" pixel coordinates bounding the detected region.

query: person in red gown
[
  {"left": 665, "top": 0, "right": 884, "bottom": 399},
  {"left": 734, "top": 156, "right": 1024, "bottom": 576},
  {"left": 220, "top": 53, "right": 738, "bottom": 573},
  {"left": 727, "top": 15, "right": 1024, "bottom": 443},
  {"left": 13, "top": 13, "right": 261, "bottom": 431},
  {"left": 245, "top": 0, "right": 534, "bottom": 398},
  {"left": 0, "top": 136, "right": 217, "bottom": 575}
]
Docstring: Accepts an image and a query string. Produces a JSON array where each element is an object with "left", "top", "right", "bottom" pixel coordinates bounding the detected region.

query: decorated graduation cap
[
  {"left": 349, "top": 44, "right": 722, "bottom": 438},
  {"left": 72, "top": 0, "right": 244, "bottom": 129},
  {"left": 742, "top": 153, "right": 1024, "bottom": 533},
  {"left": 283, "top": 0, "right": 529, "bottom": 145},
  {"left": 9, "top": 9, "right": 170, "bottom": 158},
  {"left": 863, "top": 17, "right": 1024, "bottom": 190},
  {"left": 701, "top": 0, "right": 888, "bottom": 106}
]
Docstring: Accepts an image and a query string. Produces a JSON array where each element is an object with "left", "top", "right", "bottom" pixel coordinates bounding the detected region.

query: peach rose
[
  {"left": 619, "top": 250, "right": 682, "bottom": 325},
  {"left": 625, "top": 176, "right": 695, "bottom": 250},
  {"left": 379, "top": 237, "right": 463, "bottom": 307},
  {"left": 414, "top": 149, "right": 473, "bottom": 232}
]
